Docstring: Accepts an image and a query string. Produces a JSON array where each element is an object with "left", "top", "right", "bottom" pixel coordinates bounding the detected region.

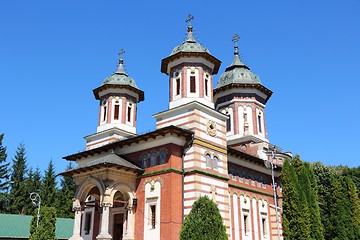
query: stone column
[
  {"left": 69, "top": 207, "right": 84, "bottom": 240},
  {"left": 96, "top": 202, "right": 112, "bottom": 240},
  {"left": 123, "top": 205, "right": 135, "bottom": 240}
]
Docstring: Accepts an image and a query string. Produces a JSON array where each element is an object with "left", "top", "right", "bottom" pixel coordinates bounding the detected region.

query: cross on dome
[
  {"left": 185, "top": 14, "right": 194, "bottom": 26},
  {"left": 232, "top": 33, "right": 240, "bottom": 46}
]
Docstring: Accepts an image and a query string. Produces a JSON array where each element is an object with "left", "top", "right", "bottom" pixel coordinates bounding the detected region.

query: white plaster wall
[
  {"left": 246, "top": 106, "right": 253, "bottom": 135},
  {"left": 233, "top": 194, "right": 240, "bottom": 240},
  {"left": 238, "top": 106, "right": 245, "bottom": 136},
  {"left": 144, "top": 181, "right": 161, "bottom": 240}
]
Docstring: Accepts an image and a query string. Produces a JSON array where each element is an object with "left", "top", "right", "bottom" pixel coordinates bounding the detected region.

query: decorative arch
[{"left": 75, "top": 176, "right": 105, "bottom": 202}]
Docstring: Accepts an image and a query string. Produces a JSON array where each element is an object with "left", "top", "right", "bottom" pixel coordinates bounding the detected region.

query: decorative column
[
  {"left": 123, "top": 205, "right": 135, "bottom": 240},
  {"left": 96, "top": 202, "right": 113, "bottom": 240},
  {"left": 69, "top": 207, "right": 83, "bottom": 240}
]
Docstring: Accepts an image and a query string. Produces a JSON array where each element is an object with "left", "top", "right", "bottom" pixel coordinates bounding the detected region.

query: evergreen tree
[
  {"left": 281, "top": 159, "right": 311, "bottom": 239},
  {"left": 0, "top": 133, "right": 9, "bottom": 213},
  {"left": 180, "top": 195, "right": 227, "bottom": 240},
  {"left": 312, "top": 162, "right": 334, "bottom": 240},
  {"left": 328, "top": 175, "right": 354, "bottom": 239},
  {"left": 8, "top": 142, "right": 28, "bottom": 214},
  {"left": 40, "top": 160, "right": 57, "bottom": 207},
  {"left": 24, "top": 167, "right": 42, "bottom": 215},
  {"left": 306, "top": 163, "right": 325, "bottom": 240},
  {"left": 29, "top": 206, "right": 57, "bottom": 240},
  {"left": 55, "top": 162, "right": 75, "bottom": 218},
  {"left": 345, "top": 176, "right": 360, "bottom": 239}
]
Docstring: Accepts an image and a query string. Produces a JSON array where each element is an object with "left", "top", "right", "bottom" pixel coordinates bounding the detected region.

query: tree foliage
[
  {"left": 40, "top": 160, "right": 57, "bottom": 207},
  {"left": 55, "top": 162, "right": 75, "bottom": 218},
  {"left": 8, "top": 143, "right": 28, "bottom": 214},
  {"left": 0, "top": 133, "right": 10, "bottom": 213},
  {"left": 282, "top": 158, "right": 311, "bottom": 239},
  {"left": 180, "top": 195, "right": 227, "bottom": 240},
  {"left": 29, "top": 206, "right": 57, "bottom": 240}
]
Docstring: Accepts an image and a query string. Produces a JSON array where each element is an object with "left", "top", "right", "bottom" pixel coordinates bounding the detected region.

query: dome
[
  {"left": 215, "top": 46, "right": 261, "bottom": 89},
  {"left": 101, "top": 59, "right": 139, "bottom": 89},
  {"left": 169, "top": 26, "right": 210, "bottom": 56}
]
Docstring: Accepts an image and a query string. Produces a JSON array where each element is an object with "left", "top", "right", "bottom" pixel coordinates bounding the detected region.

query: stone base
[
  {"left": 122, "top": 236, "right": 135, "bottom": 240},
  {"left": 69, "top": 236, "right": 84, "bottom": 240},
  {"left": 96, "top": 234, "right": 113, "bottom": 240}
]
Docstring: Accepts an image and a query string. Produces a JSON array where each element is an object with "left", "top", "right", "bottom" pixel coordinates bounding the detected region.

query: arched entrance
[
  {"left": 111, "top": 191, "right": 129, "bottom": 240},
  {"left": 82, "top": 186, "right": 101, "bottom": 240}
]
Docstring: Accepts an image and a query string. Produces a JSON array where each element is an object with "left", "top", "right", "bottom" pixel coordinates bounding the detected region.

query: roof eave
[
  {"left": 93, "top": 84, "right": 145, "bottom": 102},
  {"left": 63, "top": 125, "right": 193, "bottom": 161},
  {"left": 214, "top": 83, "right": 273, "bottom": 103},
  {"left": 161, "top": 51, "right": 221, "bottom": 75}
]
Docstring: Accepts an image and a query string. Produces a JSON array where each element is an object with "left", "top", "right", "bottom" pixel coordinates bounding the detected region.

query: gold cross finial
[
  {"left": 118, "top": 48, "right": 125, "bottom": 58},
  {"left": 185, "top": 14, "right": 194, "bottom": 26},
  {"left": 232, "top": 33, "right": 240, "bottom": 46}
]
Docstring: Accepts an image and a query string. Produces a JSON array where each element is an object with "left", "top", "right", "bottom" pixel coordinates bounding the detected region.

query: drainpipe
[{"left": 181, "top": 133, "right": 194, "bottom": 223}]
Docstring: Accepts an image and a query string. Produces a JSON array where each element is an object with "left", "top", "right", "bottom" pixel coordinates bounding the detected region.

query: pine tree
[
  {"left": 0, "top": 133, "right": 10, "bottom": 213},
  {"left": 24, "top": 167, "right": 42, "bottom": 215},
  {"left": 8, "top": 142, "right": 28, "bottom": 214},
  {"left": 29, "top": 206, "right": 57, "bottom": 240},
  {"left": 55, "top": 162, "right": 75, "bottom": 218},
  {"left": 40, "top": 160, "right": 57, "bottom": 207},
  {"left": 282, "top": 159, "right": 311, "bottom": 239},
  {"left": 180, "top": 195, "right": 227, "bottom": 240},
  {"left": 345, "top": 176, "right": 360, "bottom": 239}
]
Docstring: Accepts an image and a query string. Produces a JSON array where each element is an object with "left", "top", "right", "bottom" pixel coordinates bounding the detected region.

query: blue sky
[{"left": 0, "top": 0, "right": 359, "bottom": 176}]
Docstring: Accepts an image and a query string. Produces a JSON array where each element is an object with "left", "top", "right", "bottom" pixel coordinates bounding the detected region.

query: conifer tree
[
  {"left": 40, "top": 160, "right": 57, "bottom": 207},
  {"left": 180, "top": 195, "right": 227, "bottom": 240},
  {"left": 8, "top": 142, "right": 28, "bottom": 214},
  {"left": 55, "top": 162, "right": 75, "bottom": 218},
  {"left": 311, "top": 162, "right": 334, "bottom": 239},
  {"left": 328, "top": 176, "right": 354, "bottom": 239},
  {"left": 345, "top": 176, "right": 360, "bottom": 239},
  {"left": 24, "top": 167, "right": 42, "bottom": 215},
  {"left": 281, "top": 159, "right": 311, "bottom": 239},
  {"left": 306, "top": 163, "right": 325, "bottom": 240},
  {"left": 0, "top": 133, "right": 10, "bottom": 213},
  {"left": 29, "top": 206, "right": 57, "bottom": 240}
]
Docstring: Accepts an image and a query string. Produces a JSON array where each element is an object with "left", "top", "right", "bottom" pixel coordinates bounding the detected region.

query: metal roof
[{"left": 0, "top": 214, "right": 73, "bottom": 239}]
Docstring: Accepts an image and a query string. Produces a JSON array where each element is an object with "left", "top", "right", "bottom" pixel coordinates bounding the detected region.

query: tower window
[
  {"left": 150, "top": 205, "right": 156, "bottom": 229},
  {"left": 103, "top": 106, "right": 107, "bottom": 122},
  {"left": 114, "top": 104, "right": 120, "bottom": 120},
  {"left": 226, "top": 114, "right": 231, "bottom": 132},
  {"left": 258, "top": 114, "right": 262, "bottom": 133},
  {"left": 127, "top": 103, "right": 132, "bottom": 122},
  {"left": 176, "top": 78, "right": 180, "bottom": 95},
  {"left": 190, "top": 76, "right": 196, "bottom": 93},
  {"left": 205, "top": 78, "right": 208, "bottom": 96}
]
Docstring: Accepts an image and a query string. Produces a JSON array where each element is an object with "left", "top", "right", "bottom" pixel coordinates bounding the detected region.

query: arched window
[
  {"left": 159, "top": 149, "right": 167, "bottom": 164},
  {"left": 205, "top": 154, "right": 211, "bottom": 168},
  {"left": 213, "top": 156, "right": 219, "bottom": 169},
  {"left": 150, "top": 152, "right": 157, "bottom": 166}
]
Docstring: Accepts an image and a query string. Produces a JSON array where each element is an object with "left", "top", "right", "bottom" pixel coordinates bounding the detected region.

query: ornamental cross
[
  {"left": 118, "top": 48, "right": 125, "bottom": 58},
  {"left": 185, "top": 14, "right": 194, "bottom": 26},
  {"left": 232, "top": 33, "right": 240, "bottom": 46}
]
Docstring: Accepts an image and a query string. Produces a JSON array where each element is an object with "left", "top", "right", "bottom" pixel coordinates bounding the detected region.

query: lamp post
[
  {"left": 264, "top": 145, "right": 281, "bottom": 240},
  {"left": 30, "top": 192, "right": 41, "bottom": 228}
]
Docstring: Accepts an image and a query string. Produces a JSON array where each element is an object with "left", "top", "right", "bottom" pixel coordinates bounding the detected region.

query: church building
[{"left": 63, "top": 16, "right": 289, "bottom": 240}]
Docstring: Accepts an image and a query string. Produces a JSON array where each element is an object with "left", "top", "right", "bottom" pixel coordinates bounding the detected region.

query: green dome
[
  {"left": 215, "top": 46, "right": 261, "bottom": 89},
  {"left": 170, "top": 26, "right": 210, "bottom": 56},
  {"left": 102, "top": 59, "right": 138, "bottom": 89}
]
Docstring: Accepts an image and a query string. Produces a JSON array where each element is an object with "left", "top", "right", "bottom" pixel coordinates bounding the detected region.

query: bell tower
[
  {"left": 85, "top": 50, "right": 144, "bottom": 150},
  {"left": 155, "top": 15, "right": 231, "bottom": 233},
  {"left": 160, "top": 15, "right": 221, "bottom": 109},
  {"left": 214, "top": 35, "right": 272, "bottom": 157}
]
